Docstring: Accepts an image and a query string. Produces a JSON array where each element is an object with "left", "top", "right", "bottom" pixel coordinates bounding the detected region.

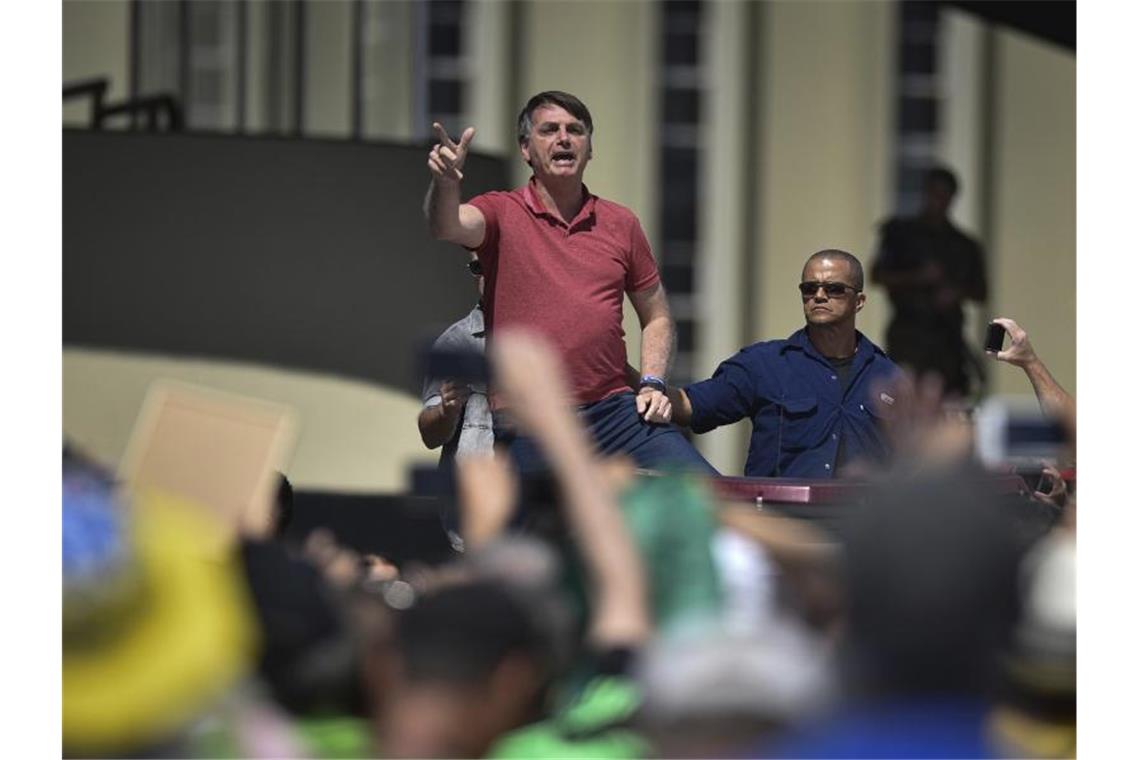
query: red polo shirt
[{"left": 469, "top": 178, "right": 660, "bottom": 404}]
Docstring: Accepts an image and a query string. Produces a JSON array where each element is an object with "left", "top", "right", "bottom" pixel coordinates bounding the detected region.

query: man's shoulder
[
  {"left": 735, "top": 335, "right": 795, "bottom": 361},
  {"left": 592, "top": 195, "right": 643, "bottom": 224},
  {"left": 877, "top": 215, "right": 911, "bottom": 234},
  {"left": 469, "top": 186, "right": 528, "bottom": 209},
  {"left": 946, "top": 222, "right": 984, "bottom": 250},
  {"left": 432, "top": 307, "right": 485, "bottom": 349}
]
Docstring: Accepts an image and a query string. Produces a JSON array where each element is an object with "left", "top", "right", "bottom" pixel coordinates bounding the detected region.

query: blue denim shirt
[{"left": 684, "top": 329, "right": 900, "bottom": 478}]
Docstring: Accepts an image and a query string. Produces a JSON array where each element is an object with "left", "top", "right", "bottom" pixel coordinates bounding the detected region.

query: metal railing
[{"left": 64, "top": 77, "right": 184, "bottom": 132}]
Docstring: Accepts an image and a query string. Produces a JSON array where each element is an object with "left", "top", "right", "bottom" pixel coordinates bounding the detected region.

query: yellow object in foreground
[{"left": 63, "top": 491, "right": 257, "bottom": 754}]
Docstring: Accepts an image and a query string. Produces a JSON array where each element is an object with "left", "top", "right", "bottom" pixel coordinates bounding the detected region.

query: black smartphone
[{"left": 985, "top": 322, "right": 1006, "bottom": 353}]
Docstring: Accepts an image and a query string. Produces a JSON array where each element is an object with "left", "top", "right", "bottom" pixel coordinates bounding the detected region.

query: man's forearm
[
  {"left": 529, "top": 411, "right": 650, "bottom": 645},
  {"left": 418, "top": 405, "right": 460, "bottom": 449},
  {"left": 668, "top": 386, "right": 694, "bottom": 428},
  {"left": 639, "top": 315, "right": 675, "bottom": 379},
  {"left": 1023, "top": 359, "right": 1076, "bottom": 437},
  {"left": 424, "top": 178, "right": 462, "bottom": 240}
]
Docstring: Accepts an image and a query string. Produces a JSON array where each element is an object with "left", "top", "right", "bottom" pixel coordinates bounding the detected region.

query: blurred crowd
[{"left": 62, "top": 317, "right": 1075, "bottom": 759}]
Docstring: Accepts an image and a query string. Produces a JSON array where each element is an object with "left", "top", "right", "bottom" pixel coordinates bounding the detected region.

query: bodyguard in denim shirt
[{"left": 662, "top": 250, "right": 901, "bottom": 478}]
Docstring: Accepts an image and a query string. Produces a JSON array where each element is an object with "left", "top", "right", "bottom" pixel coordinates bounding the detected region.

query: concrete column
[
  {"left": 361, "top": 0, "right": 416, "bottom": 141},
  {"left": 467, "top": 0, "right": 513, "bottom": 155},
  {"left": 938, "top": 7, "right": 989, "bottom": 357},
  {"left": 304, "top": 0, "right": 353, "bottom": 137},
  {"left": 938, "top": 7, "right": 987, "bottom": 232},
  {"left": 694, "top": 0, "right": 751, "bottom": 474}
]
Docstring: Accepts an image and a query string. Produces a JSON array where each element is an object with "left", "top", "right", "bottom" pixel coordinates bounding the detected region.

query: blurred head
[
  {"left": 239, "top": 539, "right": 367, "bottom": 717},
  {"left": 922, "top": 166, "right": 959, "bottom": 219},
  {"left": 1006, "top": 530, "right": 1075, "bottom": 698},
  {"left": 841, "top": 469, "right": 1022, "bottom": 697},
  {"left": 637, "top": 621, "right": 835, "bottom": 758},
  {"left": 800, "top": 250, "right": 865, "bottom": 329},
  {"left": 466, "top": 536, "right": 575, "bottom": 675},
  {"left": 381, "top": 580, "right": 548, "bottom": 757},
  {"left": 517, "top": 91, "right": 594, "bottom": 181}
]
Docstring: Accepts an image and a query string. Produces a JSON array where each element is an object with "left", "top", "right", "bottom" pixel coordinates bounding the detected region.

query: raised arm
[
  {"left": 491, "top": 330, "right": 651, "bottom": 648},
  {"left": 629, "top": 282, "right": 675, "bottom": 423},
  {"left": 424, "top": 122, "right": 486, "bottom": 249},
  {"left": 989, "top": 317, "right": 1076, "bottom": 439}
]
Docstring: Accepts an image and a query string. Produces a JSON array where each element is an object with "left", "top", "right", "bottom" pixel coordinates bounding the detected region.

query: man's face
[
  {"left": 520, "top": 104, "right": 591, "bottom": 181},
  {"left": 922, "top": 180, "right": 954, "bottom": 219},
  {"left": 800, "top": 257, "right": 865, "bottom": 327}
]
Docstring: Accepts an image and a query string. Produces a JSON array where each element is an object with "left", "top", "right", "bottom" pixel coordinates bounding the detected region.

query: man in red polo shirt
[{"left": 424, "top": 90, "right": 714, "bottom": 475}]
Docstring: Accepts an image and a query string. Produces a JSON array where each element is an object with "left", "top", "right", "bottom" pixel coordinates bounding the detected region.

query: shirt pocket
[{"left": 774, "top": 396, "right": 827, "bottom": 451}]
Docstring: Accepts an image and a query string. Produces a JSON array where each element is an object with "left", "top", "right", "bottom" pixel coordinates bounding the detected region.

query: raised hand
[
  {"left": 989, "top": 317, "right": 1038, "bottom": 368},
  {"left": 870, "top": 370, "right": 972, "bottom": 469},
  {"left": 427, "top": 122, "right": 476, "bottom": 183},
  {"left": 439, "top": 380, "right": 471, "bottom": 420},
  {"left": 1031, "top": 463, "right": 1068, "bottom": 508}
]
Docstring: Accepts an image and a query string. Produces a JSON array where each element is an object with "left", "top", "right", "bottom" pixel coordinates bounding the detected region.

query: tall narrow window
[
  {"left": 892, "top": 2, "right": 942, "bottom": 212},
  {"left": 418, "top": 0, "right": 467, "bottom": 139},
  {"left": 658, "top": 0, "right": 704, "bottom": 384}
]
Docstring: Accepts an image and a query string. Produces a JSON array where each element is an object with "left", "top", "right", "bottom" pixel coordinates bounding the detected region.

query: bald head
[{"left": 803, "top": 249, "right": 864, "bottom": 292}]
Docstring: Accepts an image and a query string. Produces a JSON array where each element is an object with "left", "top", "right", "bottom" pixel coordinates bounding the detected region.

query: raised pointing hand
[{"left": 428, "top": 122, "right": 476, "bottom": 183}]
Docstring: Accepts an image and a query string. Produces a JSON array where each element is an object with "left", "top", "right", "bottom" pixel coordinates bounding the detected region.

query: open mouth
[{"left": 552, "top": 151, "right": 576, "bottom": 166}]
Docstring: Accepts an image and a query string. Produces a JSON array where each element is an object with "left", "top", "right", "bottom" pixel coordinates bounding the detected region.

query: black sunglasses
[
  {"left": 467, "top": 260, "right": 483, "bottom": 277},
  {"left": 799, "top": 281, "right": 860, "bottom": 298}
]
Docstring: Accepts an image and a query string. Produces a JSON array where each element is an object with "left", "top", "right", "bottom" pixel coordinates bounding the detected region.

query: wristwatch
[{"left": 639, "top": 374, "right": 668, "bottom": 394}]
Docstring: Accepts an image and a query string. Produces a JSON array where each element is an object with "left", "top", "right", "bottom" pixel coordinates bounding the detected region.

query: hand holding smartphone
[{"left": 985, "top": 321, "right": 1007, "bottom": 354}]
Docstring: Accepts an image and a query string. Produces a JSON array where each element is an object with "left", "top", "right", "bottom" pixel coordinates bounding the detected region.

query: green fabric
[
  {"left": 618, "top": 471, "right": 724, "bottom": 633},
  {"left": 552, "top": 471, "right": 725, "bottom": 703},
  {"left": 189, "top": 714, "right": 372, "bottom": 759},
  {"left": 490, "top": 675, "right": 649, "bottom": 759},
  {"left": 294, "top": 715, "right": 373, "bottom": 758},
  {"left": 494, "top": 474, "right": 723, "bottom": 759}
]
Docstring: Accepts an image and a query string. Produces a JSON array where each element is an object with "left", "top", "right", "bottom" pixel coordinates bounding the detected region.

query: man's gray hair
[{"left": 516, "top": 90, "right": 594, "bottom": 145}]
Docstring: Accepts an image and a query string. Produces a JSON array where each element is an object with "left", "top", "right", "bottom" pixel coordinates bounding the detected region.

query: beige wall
[
  {"left": 63, "top": 0, "right": 130, "bottom": 126},
  {"left": 989, "top": 30, "right": 1076, "bottom": 396},
  {"left": 515, "top": 0, "right": 658, "bottom": 365},
  {"left": 754, "top": 0, "right": 894, "bottom": 346},
  {"left": 64, "top": 349, "right": 436, "bottom": 493}
]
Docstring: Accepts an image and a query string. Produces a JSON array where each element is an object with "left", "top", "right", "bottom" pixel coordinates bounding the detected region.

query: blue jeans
[{"left": 495, "top": 391, "right": 719, "bottom": 476}]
